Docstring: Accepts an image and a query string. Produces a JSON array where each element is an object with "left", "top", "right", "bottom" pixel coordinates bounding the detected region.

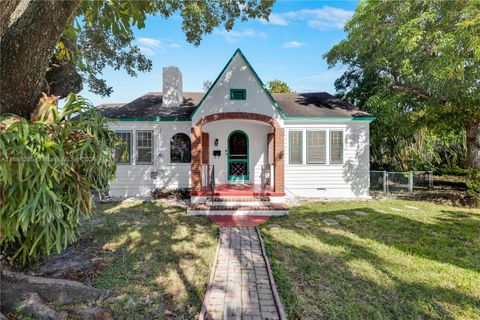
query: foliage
[
  {"left": 152, "top": 188, "right": 190, "bottom": 200},
  {"left": 267, "top": 79, "right": 294, "bottom": 93},
  {"left": 58, "top": 0, "right": 275, "bottom": 96},
  {"left": 202, "top": 80, "right": 213, "bottom": 92},
  {"left": 466, "top": 169, "right": 480, "bottom": 195},
  {"left": 325, "top": 0, "right": 480, "bottom": 169},
  {"left": 0, "top": 94, "right": 118, "bottom": 266}
]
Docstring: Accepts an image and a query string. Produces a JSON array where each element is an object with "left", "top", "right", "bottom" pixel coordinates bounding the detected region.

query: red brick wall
[
  {"left": 202, "top": 132, "right": 209, "bottom": 165},
  {"left": 191, "top": 126, "right": 203, "bottom": 192},
  {"left": 274, "top": 127, "right": 285, "bottom": 193}
]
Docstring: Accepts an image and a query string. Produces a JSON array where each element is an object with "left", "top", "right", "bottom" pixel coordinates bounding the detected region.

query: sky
[{"left": 81, "top": 1, "right": 359, "bottom": 106}]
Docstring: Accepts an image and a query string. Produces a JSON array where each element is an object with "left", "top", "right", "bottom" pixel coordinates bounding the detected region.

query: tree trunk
[
  {"left": 0, "top": 0, "right": 81, "bottom": 117},
  {"left": 465, "top": 119, "right": 480, "bottom": 169}
]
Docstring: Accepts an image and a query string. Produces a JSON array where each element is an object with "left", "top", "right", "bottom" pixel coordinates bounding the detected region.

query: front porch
[
  {"left": 190, "top": 112, "right": 285, "bottom": 196},
  {"left": 190, "top": 183, "right": 284, "bottom": 197}
]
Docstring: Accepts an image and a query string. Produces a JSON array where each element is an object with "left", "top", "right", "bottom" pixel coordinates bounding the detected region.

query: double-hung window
[
  {"left": 115, "top": 131, "right": 132, "bottom": 164},
  {"left": 330, "top": 130, "right": 344, "bottom": 164},
  {"left": 289, "top": 130, "right": 303, "bottom": 164},
  {"left": 136, "top": 131, "right": 153, "bottom": 164},
  {"left": 306, "top": 130, "right": 326, "bottom": 164}
]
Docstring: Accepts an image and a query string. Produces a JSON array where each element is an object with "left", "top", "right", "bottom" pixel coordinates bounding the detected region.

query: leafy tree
[
  {"left": 267, "top": 79, "right": 294, "bottom": 93},
  {"left": 325, "top": 0, "right": 480, "bottom": 169},
  {"left": 0, "top": 0, "right": 274, "bottom": 118},
  {"left": 0, "top": 95, "right": 118, "bottom": 266},
  {"left": 203, "top": 80, "right": 213, "bottom": 92}
]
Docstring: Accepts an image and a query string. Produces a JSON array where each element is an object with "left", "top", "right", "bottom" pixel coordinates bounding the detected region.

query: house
[{"left": 96, "top": 49, "right": 374, "bottom": 215}]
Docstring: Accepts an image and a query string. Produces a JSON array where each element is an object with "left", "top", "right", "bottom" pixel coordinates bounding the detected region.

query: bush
[
  {"left": 152, "top": 188, "right": 190, "bottom": 200},
  {"left": 466, "top": 169, "right": 480, "bottom": 194},
  {"left": 0, "top": 94, "right": 118, "bottom": 267}
]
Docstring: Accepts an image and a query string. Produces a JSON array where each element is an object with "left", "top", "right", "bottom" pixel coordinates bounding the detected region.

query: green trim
[
  {"left": 189, "top": 48, "right": 286, "bottom": 120},
  {"left": 227, "top": 130, "right": 249, "bottom": 181},
  {"left": 230, "top": 88, "right": 247, "bottom": 100},
  {"left": 109, "top": 117, "right": 191, "bottom": 122},
  {"left": 285, "top": 116, "right": 376, "bottom": 121}
]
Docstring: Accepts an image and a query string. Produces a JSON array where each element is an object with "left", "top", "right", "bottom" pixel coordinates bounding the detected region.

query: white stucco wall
[
  {"left": 203, "top": 120, "right": 272, "bottom": 185},
  {"left": 283, "top": 120, "right": 370, "bottom": 199},
  {"left": 190, "top": 52, "right": 283, "bottom": 126},
  {"left": 107, "top": 121, "right": 192, "bottom": 197}
]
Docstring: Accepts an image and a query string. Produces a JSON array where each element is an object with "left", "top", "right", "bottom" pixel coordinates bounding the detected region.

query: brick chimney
[{"left": 162, "top": 66, "right": 183, "bottom": 107}]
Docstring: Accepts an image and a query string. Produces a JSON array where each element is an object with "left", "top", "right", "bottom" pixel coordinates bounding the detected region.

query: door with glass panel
[{"left": 227, "top": 130, "right": 249, "bottom": 181}]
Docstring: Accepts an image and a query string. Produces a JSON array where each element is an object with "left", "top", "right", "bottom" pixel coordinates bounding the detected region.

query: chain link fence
[{"left": 370, "top": 171, "right": 433, "bottom": 197}]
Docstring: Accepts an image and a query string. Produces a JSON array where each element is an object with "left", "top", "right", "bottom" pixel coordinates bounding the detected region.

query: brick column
[
  {"left": 202, "top": 132, "right": 209, "bottom": 165},
  {"left": 273, "top": 127, "right": 284, "bottom": 193},
  {"left": 191, "top": 126, "right": 203, "bottom": 192}
]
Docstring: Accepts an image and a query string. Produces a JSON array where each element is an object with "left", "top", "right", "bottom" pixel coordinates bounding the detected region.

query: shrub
[
  {"left": 152, "top": 188, "right": 190, "bottom": 200},
  {"left": 0, "top": 94, "right": 118, "bottom": 267}
]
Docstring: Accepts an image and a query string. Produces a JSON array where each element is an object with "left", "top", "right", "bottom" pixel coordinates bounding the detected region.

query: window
[
  {"left": 230, "top": 89, "right": 247, "bottom": 100},
  {"left": 136, "top": 131, "right": 153, "bottom": 164},
  {"left": 115, "top": 131, "right": 132, "bottom": 164},
  {"left": 170, "top": 133, "right": 191, "bottom": 163},
  {"left": 307, "top": 130, "right": 326, "bottom": 164},
  {"left": 330, "top": 130, "right": 344, "bottom": 164},
  {"left": 289, "top": 130, "right": 303, "bottom": 164}
]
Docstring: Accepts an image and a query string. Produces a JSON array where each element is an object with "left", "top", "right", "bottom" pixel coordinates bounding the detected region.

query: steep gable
[{"left": 190, "top": 49, "right": 284, "bottom": 125}]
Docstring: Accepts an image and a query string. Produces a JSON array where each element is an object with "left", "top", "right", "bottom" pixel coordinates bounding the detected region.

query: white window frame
[
  {"left": 306, "top": 129, "right": 327, "bottom": 164},
  {"left": 136, "top": 130, "right": 154, "bottom": 165},
  {"left": 114, "top": 130, "right": 133, "bottom": 165},
  {"left": 288, "top": 129, "right": 303, "bottom": 164},
  {"left": 329, "top": 130, "right": 344, "bottom": 165}
]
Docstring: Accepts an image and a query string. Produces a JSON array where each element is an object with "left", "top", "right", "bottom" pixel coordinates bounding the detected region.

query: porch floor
[{"left": 192, "top": 183, "right": 285, "bottom": 197}]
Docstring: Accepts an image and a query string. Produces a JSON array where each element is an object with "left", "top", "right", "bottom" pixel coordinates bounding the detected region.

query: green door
[{"left": 227, "top": 130, "right": 249, "bottom": 181}]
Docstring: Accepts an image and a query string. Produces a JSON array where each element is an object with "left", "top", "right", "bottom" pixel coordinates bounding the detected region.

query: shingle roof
[
  {"left": 96, "top": 92, "right": 203, "bottom": 120},
  {"left": 271, "top": 92, "right": 371, "bottom": 118},
  {"left": 96, "top": 91, "right": 372, "bottom": 120}
]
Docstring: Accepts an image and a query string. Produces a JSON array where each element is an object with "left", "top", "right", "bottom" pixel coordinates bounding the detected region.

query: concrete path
[{"left": 200, "top": 227, "right": 286, "bottom": 320}]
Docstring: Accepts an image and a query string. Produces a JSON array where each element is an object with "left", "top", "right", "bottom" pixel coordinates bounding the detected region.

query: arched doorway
[{"left": 227, "top": 130, "right": 249, "bottom": 181}]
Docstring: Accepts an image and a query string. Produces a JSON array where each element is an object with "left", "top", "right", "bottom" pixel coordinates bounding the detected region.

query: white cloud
[
  {"left": 261, "top": 13, "right": 288, "bottom": 26},
  {"left": 216, "top": 28, "right": 268, "bottom": 43},
  {"left": 138, "top": 46, "right": 155, "bottom": 56},
  {"left": 283, "top": 41, "right": 305, "bottom": 48},
  {"left": 137, "top": 37, "right": 162, "bottom": 48},
  {"left": 262, "top": 6, "right": 354, "bottom": 31},
  {"left": 169, "top": 43, "right": 181, "bottom": 48}
]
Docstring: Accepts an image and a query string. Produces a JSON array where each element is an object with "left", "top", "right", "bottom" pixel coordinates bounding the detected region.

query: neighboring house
[{"left": 96, "top": 49, "right": 374, "bottom": 215}]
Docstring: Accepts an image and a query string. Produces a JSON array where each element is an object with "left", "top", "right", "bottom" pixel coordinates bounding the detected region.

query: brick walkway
[{"left": 200, "top": 227, "right": 285, "bottom": 320}]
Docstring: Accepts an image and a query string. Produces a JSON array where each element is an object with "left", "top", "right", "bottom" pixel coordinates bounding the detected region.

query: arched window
[{"left": 170, "top": 133, "right": 191, "bottom": 163}]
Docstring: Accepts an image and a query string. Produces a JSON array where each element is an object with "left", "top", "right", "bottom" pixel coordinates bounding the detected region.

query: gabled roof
[{"left": 95, "top": 49, "right": 374, "bottom": 121}]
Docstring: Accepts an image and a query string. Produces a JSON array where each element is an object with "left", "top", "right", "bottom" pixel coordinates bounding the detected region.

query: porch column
[
  {"left": 273, "top": 127, "right": 285, "bottom": 193},
  {"left": 191, "top": 125, "right": 203, "bottom": 192}
]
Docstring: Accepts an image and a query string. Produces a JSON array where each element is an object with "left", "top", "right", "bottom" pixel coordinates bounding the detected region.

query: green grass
[
  {"left": 83, "top": 200, "right": 218, "bottom": 320},
  {"left": 260, "top": 199, "right": 480, "bottom": 320}
]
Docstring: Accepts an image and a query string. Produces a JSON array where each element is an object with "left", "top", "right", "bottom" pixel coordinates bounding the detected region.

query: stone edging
[
  {"left": 198, "top": 231, "right": 221, "bottom": 320},
  {"left": 255, "top": 227, "right": 287, "bottom": 320}
]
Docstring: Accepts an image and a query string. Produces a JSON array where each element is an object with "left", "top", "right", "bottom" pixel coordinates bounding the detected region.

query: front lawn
[
  {"left": 261, "top": 200, "right": 480, "bottom": 319},
  {"left": 85, "top": 200, "right": 218, "bottom": 319}
]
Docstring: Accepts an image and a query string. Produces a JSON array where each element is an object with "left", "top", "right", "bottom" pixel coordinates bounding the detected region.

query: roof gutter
[{"left": 284, "top": 116, "right": 376, "bottom": 121}]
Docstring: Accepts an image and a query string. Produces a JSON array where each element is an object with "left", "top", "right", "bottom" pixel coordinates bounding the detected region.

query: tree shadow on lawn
[
  {"left": 261, "top": 218, "right": 480, "bottom": 320},
  {"left": 84, "top": 200, "right": 218, "bottom": 320},
  {"left": 288, "top": 205, "right": 480, "bottom": 273}
]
